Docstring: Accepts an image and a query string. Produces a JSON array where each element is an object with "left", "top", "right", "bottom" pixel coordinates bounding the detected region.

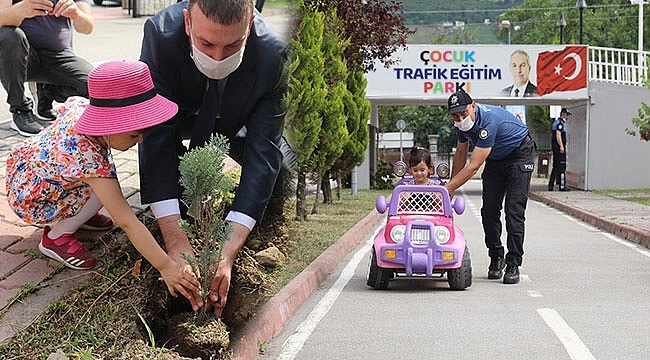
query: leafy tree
[
  {"left": 626, "top": 103, "right": 650, "bottom": 141},
  {"left": 304, "top": 0, "right": 414, "bottom": 71},
  {"left": 526, "top": 105, "right": 552, "bottom": 136},
  {"left": 310, "top": 10, "right": 349, "bottom": 213},
  {"left": 497, "top": 0, "right": 647, "bottom": 50},
  {"left": 378, "top": 105, "right": 455, "bottom": 152},
  {"left": 401, "top": 0, "right": 525, "bottom": 25},
  {"left": 284, "top": 0, "right": 327, "bottom": 220},
  {"left": 330, "top": 67, "right": 370, "bottom": 200}
]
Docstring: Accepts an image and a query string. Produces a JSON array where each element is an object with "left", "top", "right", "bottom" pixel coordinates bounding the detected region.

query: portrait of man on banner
[{"left": 501, "top": 49, "right": 538, "bottom": 97}]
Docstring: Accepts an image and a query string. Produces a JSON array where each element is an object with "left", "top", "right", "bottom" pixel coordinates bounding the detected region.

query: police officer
[
  {"left": 445, "top": 89, "right": 535, "bottom": 284},
  {"left": 548, "top": 108, "right": 570, "bottom": 191}
]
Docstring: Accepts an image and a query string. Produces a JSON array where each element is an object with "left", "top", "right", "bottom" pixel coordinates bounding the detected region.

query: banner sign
[{"left": 365, "top": 44, "right": 589, "bottom": 102}]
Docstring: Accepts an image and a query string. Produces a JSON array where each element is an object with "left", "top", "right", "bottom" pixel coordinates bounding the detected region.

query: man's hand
[
  {"left": 12, "top": 0, "right": 53, "bottom": 20},
  {"left": 158, "top": 214, "right": 204, "bottom": 311},
  {"left": 52, "top": 0, "right": 78, "bottom": 18},
  {"left": 206, "top": 222, "right": 250, "bottom": 317},
  {"left": 444, "top": 185, "right": 455, "bottom": 199},
  {"left": 208, "top": 258, "right": 234, "bottom": 317}
]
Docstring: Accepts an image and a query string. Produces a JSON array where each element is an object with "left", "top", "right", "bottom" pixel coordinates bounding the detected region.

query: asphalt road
[{"left": 261, "top": 179, "right": 650, "bottom": 360}]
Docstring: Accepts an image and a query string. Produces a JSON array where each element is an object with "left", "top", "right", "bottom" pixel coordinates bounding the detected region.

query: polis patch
[{"left": 479, "top": 128, "right": 489, "bottom": 140}]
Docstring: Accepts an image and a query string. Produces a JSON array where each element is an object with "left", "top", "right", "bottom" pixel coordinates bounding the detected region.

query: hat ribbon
[{"left": 90, "top": 88, "right": 157, "bottom": 108}]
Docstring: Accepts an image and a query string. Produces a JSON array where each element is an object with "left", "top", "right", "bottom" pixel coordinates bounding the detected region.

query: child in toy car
[{"left": 367, "top": 148, "right": 472, "bottom": 290}]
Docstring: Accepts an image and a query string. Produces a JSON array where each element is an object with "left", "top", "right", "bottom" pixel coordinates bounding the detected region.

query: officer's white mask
[{"left": 454, "top": 115, "right": 475, "bottom": 132}]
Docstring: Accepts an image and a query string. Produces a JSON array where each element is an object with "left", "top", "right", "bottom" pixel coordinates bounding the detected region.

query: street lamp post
[
  {"left": 501, "top": 19, "right": 511, "bottom": 45},
  {"left": 396, "top": 119, "right": 406, "bottom": 162},
  {"left": 557, "top": 12, "right": 567, "bottom": 44},
  {"left": 576, "top": 0, "right": 587, "bottom": 44},
  {"left": 630, "top": 0, "right": 647, "bottom": 74}
]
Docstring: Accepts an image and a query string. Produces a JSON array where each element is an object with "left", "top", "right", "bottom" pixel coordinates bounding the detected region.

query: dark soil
[{"left": 72, "top": 210, "right": 290, "bottom": 359}]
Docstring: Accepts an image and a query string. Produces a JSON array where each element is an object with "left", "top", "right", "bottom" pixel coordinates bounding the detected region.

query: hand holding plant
[{"left": 158, "top": 258, "right": 202, "bottom": 300}]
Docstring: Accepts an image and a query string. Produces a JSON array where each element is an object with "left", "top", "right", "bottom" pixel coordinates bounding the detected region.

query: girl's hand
[{"left": 159, "top": 260, "right": 201, "bottom": 305}]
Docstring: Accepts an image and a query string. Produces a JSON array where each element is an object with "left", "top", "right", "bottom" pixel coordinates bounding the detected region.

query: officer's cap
[{"left": 448, "top": 90, "right": 473, "bottom": 115}]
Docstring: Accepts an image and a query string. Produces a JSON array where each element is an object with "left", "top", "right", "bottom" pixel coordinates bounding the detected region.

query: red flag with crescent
[{"left": 536, "top": 46, "right": 587, "bottom": 96}]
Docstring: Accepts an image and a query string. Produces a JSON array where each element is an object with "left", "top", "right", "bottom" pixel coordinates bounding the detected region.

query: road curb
[
  {"left": 231, "top": 208, "right": 384, "bottom": 360},
  {"left": 530, "top": 192, "right": 650, "bottom": 249}
]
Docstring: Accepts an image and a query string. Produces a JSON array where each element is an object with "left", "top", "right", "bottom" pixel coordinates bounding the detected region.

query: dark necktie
[
  {"left": 514, "top": 89, "right": 520, "bottom": 97},
  {"left": 189, "top": 79, "right": 219, "bottom": 149}
]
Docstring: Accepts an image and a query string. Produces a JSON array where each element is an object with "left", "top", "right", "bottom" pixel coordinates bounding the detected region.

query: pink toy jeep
[{"left": 366, "top": 161, "right": 472, "bottom": 290}]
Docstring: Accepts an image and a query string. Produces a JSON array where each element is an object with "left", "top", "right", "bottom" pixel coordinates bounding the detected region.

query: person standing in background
[
  {"left": 0, "top": 0, "right": 94, "bottom": 136},
  {"left": 548, "top": 108, "right": 570, "bottom": 191}
]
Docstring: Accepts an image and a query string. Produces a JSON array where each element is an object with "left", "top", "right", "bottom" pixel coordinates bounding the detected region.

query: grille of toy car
[{"left": 397, "top": 191, "right": 444, "bottom": 214}]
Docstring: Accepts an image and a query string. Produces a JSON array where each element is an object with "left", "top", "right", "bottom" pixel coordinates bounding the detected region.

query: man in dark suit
[
  {"left": 138, "top": 0, "right": 293, "bottom": 316},
  {"left": 501, "top": 49, "right": 538, "bottom": 97}
]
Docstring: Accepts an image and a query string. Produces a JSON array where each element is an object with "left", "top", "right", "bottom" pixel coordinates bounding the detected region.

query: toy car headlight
[
  {"left": 393, "top": 161, "right": 408, "bottom": 177},
  {"left": 435, "top": 226, "right": 451, "bottom": 244},
  {"left": 390, "top": 225, "right": 406, "bottom": 243},
  {"left": 436, "top": 163, "right": 450, "bottom": 179}
]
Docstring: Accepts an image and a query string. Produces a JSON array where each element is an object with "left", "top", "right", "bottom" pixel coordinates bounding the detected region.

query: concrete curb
[
  {"left": 230, "top": 208, "right": 384, "bottom": 360},
  {"left": 530, "top": 192, "right": 650, "bottom": 249}
]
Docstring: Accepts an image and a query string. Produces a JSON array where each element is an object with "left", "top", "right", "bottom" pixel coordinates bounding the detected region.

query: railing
[{"left": 589, "top": 46, "right": 650, "bottom": 87}]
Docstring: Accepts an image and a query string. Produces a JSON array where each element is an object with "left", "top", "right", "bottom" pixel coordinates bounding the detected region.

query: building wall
[{"left": 585, "top": 81, "right": 650, "bottom": 190}]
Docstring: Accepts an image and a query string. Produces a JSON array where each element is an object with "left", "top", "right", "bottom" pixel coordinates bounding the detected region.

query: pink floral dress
[{"left": 5, "top": 97, "right": 117, "bottom": 225}]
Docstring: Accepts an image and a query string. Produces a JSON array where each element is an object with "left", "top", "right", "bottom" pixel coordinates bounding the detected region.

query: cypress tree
[{"left": 283, "top": 0, "right": 327, "bottom": 220}]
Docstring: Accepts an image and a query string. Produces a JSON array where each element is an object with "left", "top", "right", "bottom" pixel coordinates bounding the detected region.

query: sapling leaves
[{"left": 178, "top": 135, "right": 235, "bottom": 316}]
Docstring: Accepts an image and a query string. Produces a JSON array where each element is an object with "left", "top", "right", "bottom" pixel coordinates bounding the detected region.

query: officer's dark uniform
[
  {"left": 454, "top": 102, "right": 535, "bottom": 279},
  {"left": 548, "top": 110, "right": 569, "bottom": 191}
]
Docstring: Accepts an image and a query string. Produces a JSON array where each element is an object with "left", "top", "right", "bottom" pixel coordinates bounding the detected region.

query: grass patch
[
  {"left": 264, "top": 189, "right": 387, "bottom": 298},
  {"left": 595, "top": 189, "right": 650, "bottom": 207},
  {"left": 0, "top": 283, "right": 41, "bottom": 317},
  {"left": 264, "top": 0, "right": 290, "bottom": 8}
]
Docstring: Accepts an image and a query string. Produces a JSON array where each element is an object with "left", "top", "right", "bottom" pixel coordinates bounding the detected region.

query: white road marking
[
  {"left": 276, "top": 224, "right": 383, "bottom": 360},
  {"left": 537, "top": 308, "right": 596, "bottom": 360},
  {"left": 527, "top": 289, "right": 543, "bottom": 297},
  {"left": 566, "top": 214, "right": 650, "bottom": 258},
  {"left": 458, "top": 188, "right": 482, "bottom": 225}
]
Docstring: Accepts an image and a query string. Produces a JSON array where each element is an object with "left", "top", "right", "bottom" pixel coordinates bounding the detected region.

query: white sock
[{"left": 48, "top": 192, "right": 103, "bottom": 239}]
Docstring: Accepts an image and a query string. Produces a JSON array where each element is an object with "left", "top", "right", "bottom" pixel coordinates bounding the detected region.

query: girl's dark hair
[{"left": 408, "top": 147, "right": 431, "bottom": 167}]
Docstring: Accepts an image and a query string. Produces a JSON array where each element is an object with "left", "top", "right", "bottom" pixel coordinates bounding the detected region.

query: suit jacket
[
  {"left": 138, "top": 1, "right": 287, "bottom": 222},
  {"left": 501, "top": 82, "right": 538, "bottom": 97}
]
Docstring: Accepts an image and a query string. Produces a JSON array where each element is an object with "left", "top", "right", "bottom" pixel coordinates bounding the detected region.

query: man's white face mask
[
  {"left": 190, "top": 42, "right": 245, "bottom": 80},
  {"left": 454, "top": 115, "right": 475, "bottom": 132}
]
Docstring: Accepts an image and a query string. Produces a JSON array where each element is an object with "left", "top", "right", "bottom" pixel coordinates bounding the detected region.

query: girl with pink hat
[{"left": 5, "top": 60, "right": 200, "bottom": 300}]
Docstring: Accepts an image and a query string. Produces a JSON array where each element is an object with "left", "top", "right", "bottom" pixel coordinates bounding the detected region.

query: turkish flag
[{"left": 536, "top": 46, "right": 587, "bottom": 96}]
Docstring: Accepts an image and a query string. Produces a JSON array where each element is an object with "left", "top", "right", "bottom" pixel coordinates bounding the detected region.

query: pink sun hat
[{"left": 74, "top": 60, "right": 178, "bottom": 136}]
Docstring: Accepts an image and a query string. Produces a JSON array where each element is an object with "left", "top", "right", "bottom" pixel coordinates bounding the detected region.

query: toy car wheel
[
  {"left": 447, "top": 246, "right": 472, "bottom": 290},
  {"left": 366, "top": 246, "right": 393, "bottom": 290}
]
